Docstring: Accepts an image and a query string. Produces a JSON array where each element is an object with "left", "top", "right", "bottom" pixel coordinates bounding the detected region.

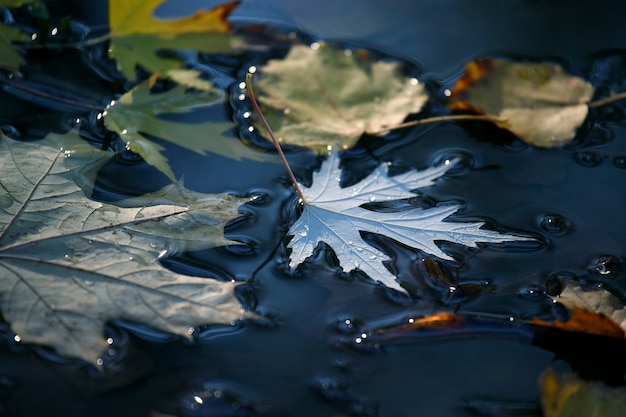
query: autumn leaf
[
  {"left": 108, "top": 0, "right": 239, "bottom": 83},
  {"left": 541, "top": 368, "right": 626, "bottom": 417},
  {"left": 287, "top": 149, "right": 533, "bottom": 292},
  {"left": 532, "top": 283, "right": 626, "bottom": 339},
  {"left": 0, "top": 0, "right": 38, "bottom": 6},
  {"left": 0, "top": 24, "right": 29, "bottom": 72},
  {"left": 103, "top": 78, "right": 272, "bottom": 181},
  {"left": 448, "top": 58, "right": 595, "bottom": 147},
  {"left": 253, "top": 43, "right": 428, "bottom": 151},
  {"left": 0, "top": 131, "right": 253, "bottom": 365}
]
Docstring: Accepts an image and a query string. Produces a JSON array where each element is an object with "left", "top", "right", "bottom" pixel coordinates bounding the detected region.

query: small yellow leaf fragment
[{"left": 541, "top": 368, "right": 626, "bottom": 417}]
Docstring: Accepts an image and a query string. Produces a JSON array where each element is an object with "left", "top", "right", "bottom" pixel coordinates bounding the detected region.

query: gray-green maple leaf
[
  {"left": 288, "top": 150, "right": 533, "bottom": 292},
  {"left": 255, "top": 43, "right": 428, "bottom": 152},
  {"left": 0, "top": 131, "right": 252, "bottom": 366},
  {"left": 104, "top": 78, "right": 272, "bottom": 181}
]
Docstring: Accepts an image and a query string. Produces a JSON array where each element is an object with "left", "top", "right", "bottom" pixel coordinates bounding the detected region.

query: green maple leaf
[
  {"left": 0, "top": 24, "right": 29, "bottom": 72},
  {"left": 103, "top": 78, "right": 273, "bottom": 181},
  {"left": 108, "top": 0, "right": 239, "bottom": 85},
  {"left": 0, "top": 130, "right": 253, "bottom": 365}
]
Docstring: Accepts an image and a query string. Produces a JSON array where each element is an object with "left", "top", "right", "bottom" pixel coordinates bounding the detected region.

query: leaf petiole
[
  {"left": 367, "top": 114, "right": 505, "bottom": 136},
  {"left": 246, "top": 72, "right": 306, "bottom": 204}
]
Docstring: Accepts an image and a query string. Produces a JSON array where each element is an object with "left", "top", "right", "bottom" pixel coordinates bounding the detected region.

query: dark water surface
[{"left": 1, "top": 1, "right": 626, "bottom": 416}]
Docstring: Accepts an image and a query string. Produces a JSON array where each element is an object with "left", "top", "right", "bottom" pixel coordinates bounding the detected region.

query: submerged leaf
[
  {"left": 288, "top": 150, "right": 533, "bottom": 292},
  {"left": 0, "top": 132, "right": 252, "bottom": 365},
  {"left": 449, "top": 59, "right": 595, "bottom": 147},
  {"left": 104, "top": 79, "right": 271, "bottom": 181},
  {"left": 541, "top": 368, "right": 626, "bottom": 417},
  {"left": 108, "top": 0, "right": 238, "bottom": 83},
  {"left": 0, "top": 24, "right": 28, "bottom": 71},
  {"left": 255, "top": 43, "right": 428, "bottom": 151},
  {"left": 538, "top": 284, "right": 626, "bottom": 339}
]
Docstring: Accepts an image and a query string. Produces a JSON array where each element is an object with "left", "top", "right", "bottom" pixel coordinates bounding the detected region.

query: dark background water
[{"left": 1, "top": 1, "right": 626, "bottom": 416}]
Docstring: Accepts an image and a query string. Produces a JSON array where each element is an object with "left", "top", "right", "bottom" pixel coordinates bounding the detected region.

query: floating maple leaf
[
  {"left": 0, "top": 131, "right": 252, "bottom": 365},
  {"left": 287, "top": 150, "right": 533, "bottom": 292},
  {"left": 448, "top": 59, "right": 595, "bottom": 147},
  {"left": 254, "top": 43, "right": 428, "bottom": 151},
  {"left": 104, "top": 78, "right": 273, "bottom": 181},
  {"left": 108, "top": 0, "right": 239, "bottom": 84}
]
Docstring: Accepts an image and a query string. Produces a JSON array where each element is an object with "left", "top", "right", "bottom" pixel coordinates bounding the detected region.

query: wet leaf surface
[
  {"left": 288, "top": 149, "right": 533, "bottom": 292},
  {"left": 0, "top": 131, "right": 252, "bottom": 364},
  {"left": 103, "top": 78, "right": 272, "bottom": 180},
  {"left": 254, "top": 43, "right": 428, "bottom": 151},
  {"left": 449, "top": 59, "right": 595, "bottom": 147},
  {"left": 108, "top": 0, "right": 239, "bottom": 83}
]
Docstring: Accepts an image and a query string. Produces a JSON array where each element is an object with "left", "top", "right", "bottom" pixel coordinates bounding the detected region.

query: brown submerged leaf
[
  {"left": 449, "top": 58, "right": 595, "bottom": 147},
  {"left": 532, "top": 284, "right": 626, "bottom": 339}
]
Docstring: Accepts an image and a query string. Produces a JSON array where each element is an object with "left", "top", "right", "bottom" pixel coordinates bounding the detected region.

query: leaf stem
[
  {"left": 366, "top": 114, "right": 505, "bottom": 136},
  {"left": 0, "top": 77, "right": 103, "bottom": 111},
  {"left": 246, "top": 73, "right": 306, "bottom": 204},
  {"left": 588, "top": 91, "right": 626, "bottom": 108}
]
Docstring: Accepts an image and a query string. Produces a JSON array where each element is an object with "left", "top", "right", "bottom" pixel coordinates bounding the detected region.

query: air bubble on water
[
  {"left": 613, "top": 156, "right": 626, "bottom": 169},
  {"left": 310, "top": 42, "right": 320, "bottom": 50},
  {"left": 107, "top": 337, "right": 114, "bottom": 345},
  {"left": 102, "top": 110, "right": 108, "bottom": 117},
  {"left": 592, "top": 255, "right": 621, "bottom": 275},
  {"left": 444, "top": 89, "right": 452, "bottom": 97},
  {"left": 193, "top": 395, "right": 204, "bottom": 405},
  {"left": 573, "top": 151, "right": 604, "bottom": 167},
  {"left": 13, "top": 334, "right": 21, "bottom": 343},
  {"left": 243, "top": 111, "right": 251, "bottom": 119},
  {"left": 96, "top": 358, "right": 104, "bottom": 366},
  {"left": 51, "top": 27, "right": 58, "bottom": 36},
  {"left": 408, "top": 318, "right": 415, "bottom": 324},
  {"left": 108, "top": 349, "right": 115, "bottom": 356},
  {"left": 96, "top": 113, "right": 102, "bottom": 120},
  {"left": 369, "top": 195, "right": 377, "bottom": 202},
  {"left": 537, "top": 213, "right": 571, "bottom": 235},
  {"left": 248, "top": 65, "right": 257, "bottom": 74},
  {"left": 238, "top": 81, "right": 246, "bottom": 90},
  {"left": 31, "top": 33, "right": 37, "bottom": 41},
  {"left": 238, "top": 93, "right": 246, "bottom": 101},
  {"left": 84, "top": 280, "right": 93, "bottom": 287},
  {"left": 64, "top": 254, "right": 70, "bottom": 259},
  {"left": 509, "top": 316, "right": 515, "bottom": 322},
  {"left": 409, "top": 77, "right": 419, "bottom": 85},
  {"left": 128, "top": 256, "right": 134, "bottom": 261},
  {"left": 248, "top": 126, "right": 254, "bottom": 132},
  {"left": 355, "top": 337, "right": 362, "bottom": 344},
  {"left": 187, "top": 327, "right": 195, "bottom": 335}
]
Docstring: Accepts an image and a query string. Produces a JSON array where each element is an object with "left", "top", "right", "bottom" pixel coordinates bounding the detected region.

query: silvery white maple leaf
[{"left": 287, "top": 150, "right": 533, "bottom": 292}]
